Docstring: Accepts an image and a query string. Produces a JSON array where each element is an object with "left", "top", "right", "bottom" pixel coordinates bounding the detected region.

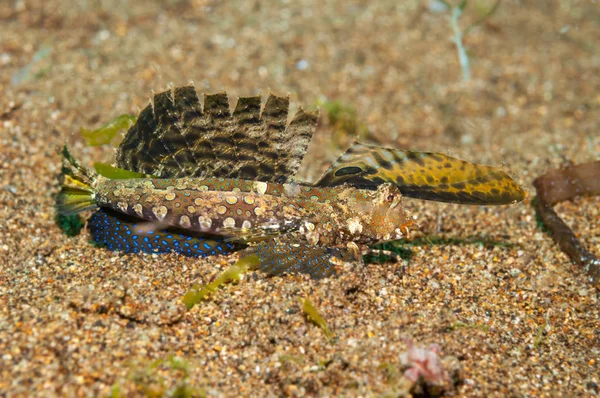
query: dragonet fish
[{"left": 57, "top": 85, "right": 526, "bottom": 278}]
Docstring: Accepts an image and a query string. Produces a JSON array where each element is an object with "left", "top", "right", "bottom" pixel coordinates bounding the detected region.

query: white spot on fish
[
  {"left": 242, "top": 220, "right": 252, "bottom": 229},
  {"left": 133, "top": 203, "right": 143, "bottom": 217},
  {"left": 223, "top": 217, "right": 236, "bottom": 228},
  {"left": 179, "top": 215, "right": 191, "bottom": 229},
  {"left": 283, "top": 183, "right": 300, "bottom": 197},
  {"left": 306, "top": 231, "right": 319, "bottom": 245},
  {"left": 117, "top": 202, "right": 128, "bottom": 213},
  {"left": 225, "top": 196, "right": 238, "bottom": 205},
  {"left": 243, "top": 196, "right": 255, "bottom": 205},
  {"left": 347, "top": 218, "right": 363, "bottom": 235},
  {"left": 165, "top": 192, "right": 176, "bottom": 201},
  {"left": 187, "top": 205, "right": 196, "bottom": 214},
  {"left": 152, "top": 205, "right": 168, "bottom": 221},
  {"left": 254, "top": 181, "right": 268, "bottom": 195},
  {"left": 216, "top": 205, "right": 228, "bottom": 215},
  {"left": 198, "top": 216, "right": 212, "bottom": 230}
]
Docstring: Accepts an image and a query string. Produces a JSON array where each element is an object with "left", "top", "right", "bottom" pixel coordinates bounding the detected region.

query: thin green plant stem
[{"left": 450, "top": 4, "right": 470, "bottom": 82}]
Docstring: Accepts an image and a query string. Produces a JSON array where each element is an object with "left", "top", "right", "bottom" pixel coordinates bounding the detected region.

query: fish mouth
[
  {"left": 381, "top": 222, "right": 415, "bottom": 242},
  {"left": 391, "top": 226, "right": 409, "bottom": 241},
  {"left": 394, "top": 228, "right": 405, "bottom": 239},
  {"left": 378, "top": 228, "right": 406, "bottom": 243}
]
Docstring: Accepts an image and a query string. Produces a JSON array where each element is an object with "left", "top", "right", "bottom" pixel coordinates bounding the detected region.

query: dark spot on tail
[
  {"left": 334, "top": 166, "right": 363, "bottom": 177},
  {"left": 372, "top": 151, "right": 393, "bottom": 170},
  {"left": 407, "top": 152, "right": 425, "bottom": 166}
]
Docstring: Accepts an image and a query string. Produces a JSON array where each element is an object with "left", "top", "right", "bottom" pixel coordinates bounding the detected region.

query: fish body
[
  {"left": 57, "top": 86, "right": 526, "bottom": 278},
  {"left": 63, "top": 170, "right": 413, "bottom": 249}
]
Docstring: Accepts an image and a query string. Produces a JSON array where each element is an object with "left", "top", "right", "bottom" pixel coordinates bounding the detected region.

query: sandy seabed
[{"left": 1, "top": 1, "right": 599, "bottom": 396}]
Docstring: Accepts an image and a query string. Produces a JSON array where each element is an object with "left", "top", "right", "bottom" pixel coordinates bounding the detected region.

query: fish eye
[{"left": 386, "top": 194, "right": 395, "bottom": 202}]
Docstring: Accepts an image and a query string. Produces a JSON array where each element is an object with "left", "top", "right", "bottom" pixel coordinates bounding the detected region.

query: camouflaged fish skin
[
  {"left": 93, "top": 176, "right": 413, "bottom": 248},
  {"left": 90, "top": 206, "right": 354, "bottom": 279}
]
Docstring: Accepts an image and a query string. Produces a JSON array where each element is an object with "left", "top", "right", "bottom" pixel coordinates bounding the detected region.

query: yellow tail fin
[
  {"left": 317, "top": 142, "right": 527, "bottom": 205},
  {"left": 56, "top": 146, "right": 99, "bottom": 216}
]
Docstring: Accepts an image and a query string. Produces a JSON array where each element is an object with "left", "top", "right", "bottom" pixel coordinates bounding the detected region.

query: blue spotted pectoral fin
[
  {"left": 242, "top": 239, "right": 357, "bottom": 279},
  {"left": 88, "top": 208, "right": 239, "bottom": 257}
]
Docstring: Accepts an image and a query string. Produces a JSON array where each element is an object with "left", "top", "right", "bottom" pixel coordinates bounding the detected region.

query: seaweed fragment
[
  {"left": 368, "top": 234, "right": 515, "bottom": 264},
  {"left": 299, "top": 297, "right": 333, "bottom": 340},
  {"left": 54, "top": 213, "right": 85, "bottom": 237},
  {"left": 81, "top": 114, "right": 137, "bottom": 146},
  {"left": 533, "top": 161, "right": 600, "bottom": 286},
  {"left": 93, "top": 162, "right": 154, "bottom": 179},
  {"left": 182, "top": 255, "right": 260, "bottom": 309}
]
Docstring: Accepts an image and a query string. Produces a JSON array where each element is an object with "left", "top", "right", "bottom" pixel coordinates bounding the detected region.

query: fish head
[{"left": 368, "top": 183, "right": 415, "bottom": 242}]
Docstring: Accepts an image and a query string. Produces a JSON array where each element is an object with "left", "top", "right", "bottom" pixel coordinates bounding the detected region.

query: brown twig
[{"left": 533, "top": 161, "right": 600, "bottom": 287}]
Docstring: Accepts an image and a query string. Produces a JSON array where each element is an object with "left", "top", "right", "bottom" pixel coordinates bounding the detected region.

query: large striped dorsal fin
[
  {"left": 316, "top": 142, "right": 526, "bottom": 205},
  {"left": 116, "top": 85, "right": 318, "bottom": 182}
]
